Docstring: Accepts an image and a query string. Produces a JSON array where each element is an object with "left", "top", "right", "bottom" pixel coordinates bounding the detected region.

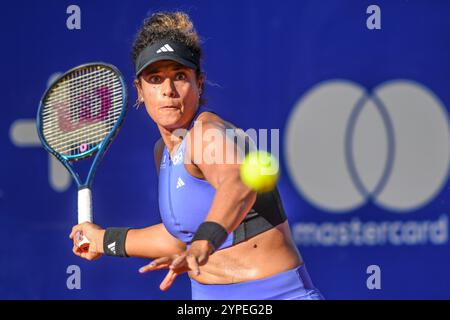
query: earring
[{"left": 134, "top": 97, "right": 143, "bottom": 109}]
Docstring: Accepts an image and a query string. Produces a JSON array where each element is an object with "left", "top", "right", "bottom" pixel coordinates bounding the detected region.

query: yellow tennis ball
[{"left": 240, "top": 151, "right": 279, "bottom": 193}]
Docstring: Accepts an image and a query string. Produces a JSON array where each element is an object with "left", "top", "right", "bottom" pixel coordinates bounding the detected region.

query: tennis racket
[{"left": 36, "top": 62, "right": 128, "bottom": 252}]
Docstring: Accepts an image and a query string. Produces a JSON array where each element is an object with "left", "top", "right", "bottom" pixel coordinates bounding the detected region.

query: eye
[
  {"left": 175, "top": 72, "right": 187, "bottom": 81},
  {"left": 149, "top": 75, "right": 162, "bottom": 84}
]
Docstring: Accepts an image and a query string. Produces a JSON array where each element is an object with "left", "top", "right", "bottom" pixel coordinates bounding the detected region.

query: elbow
[
  {"left": 242, "top": 184, "right": 257, "bottom": 206},
  {"left": 231, "top": 173, "right": 258, "bottom": 211},
  {"left": 235, "top": 180, "right": 257, "bottom": 230}
]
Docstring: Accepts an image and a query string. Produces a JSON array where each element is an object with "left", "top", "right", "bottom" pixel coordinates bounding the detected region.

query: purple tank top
[{"left": 158, "top": 107, "right": 234, "bottom": 250}]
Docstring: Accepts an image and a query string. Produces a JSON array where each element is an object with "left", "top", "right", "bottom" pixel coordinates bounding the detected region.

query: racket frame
[
  {"left": 36, "top": 62, "right": 128, "bottom": 251},
  {"left": 36, "top": 62, "right": 128, "bottom": 189}
]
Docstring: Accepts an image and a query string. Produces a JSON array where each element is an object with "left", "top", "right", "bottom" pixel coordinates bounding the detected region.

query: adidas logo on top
[
  {"left": 156, "top": 44, "right": 174, "bottom": 53},
  {"left": 176, "top": 177, "right": 185, "bottom": 189}
]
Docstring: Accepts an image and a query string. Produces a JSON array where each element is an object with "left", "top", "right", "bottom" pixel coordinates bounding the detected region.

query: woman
[{"left": 70, "top": 11, "right": 323, "bottom": 300}]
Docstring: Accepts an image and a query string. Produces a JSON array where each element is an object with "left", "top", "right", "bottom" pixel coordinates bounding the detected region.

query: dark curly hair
[{"left": 131, "top": 11, "right": 205, "bottom": 104}]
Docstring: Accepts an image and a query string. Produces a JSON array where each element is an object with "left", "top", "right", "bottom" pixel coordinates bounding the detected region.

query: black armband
[
  {"left": 191, "top": 222, "right": 228, "bottom": 252},
  {"left": 103, "top": 227, "right": 131, "bottom": 257}
]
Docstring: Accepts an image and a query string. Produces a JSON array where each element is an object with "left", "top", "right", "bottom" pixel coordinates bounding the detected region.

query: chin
[{"left": 158, "top": 113, "right": 185, "bottom": 130}]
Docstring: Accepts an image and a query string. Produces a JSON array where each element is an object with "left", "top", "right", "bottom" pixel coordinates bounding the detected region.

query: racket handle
[{"left": 77, "top": 187, "right": 93, "bottom": 252}]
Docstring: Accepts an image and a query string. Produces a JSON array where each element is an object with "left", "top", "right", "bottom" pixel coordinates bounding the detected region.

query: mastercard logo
[{"left": 285, "top": 80, "right": 450, "bottom": 213}]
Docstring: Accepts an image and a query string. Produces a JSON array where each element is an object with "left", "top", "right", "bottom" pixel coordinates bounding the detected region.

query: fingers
[
  {"left": 170, "top": 254, "right": 200, "bottom": 275},
  {"left": 188, "top": 241, "right": 212, "bottom": 265},
  {"left": 160, "top": 269, "right": 178, "bottom": 291},
  {"left": 140, "top": 253, "right": 200, "bottom": 292},
  {"left": 170, "top": 255, "right": 187, "bottom": 269},
  {"left": 83, "top": 252, "right": 99, "bottom": 261},
  {"left": 196, "top": 252, "right": 209, "bottom": 265},
  {"left": 138, "top": 250, "right": 204, "bottom": 277},
  {"left": 72, "top": 244, "right": 92, "bottom": 260},
  {"left": 69, "top": 224, "right": 85, "bottom": 241},
  {"left": 139, "top": 256, "right": 172, "bottom": 273},
  {"left": 186, "top": 255, "right": 200, "bottom": 276},
  {"left": 69, "top": 222, "right": 95, "bottom": 240},
  {"left": 70, "top": 224, "right": 92, "bottom": 250},
  {"left": 69, "top": 226, "right": 80, "bottom": 240},
  {"left": 72, "top": 245, "right": 82, "bottom": 257}
]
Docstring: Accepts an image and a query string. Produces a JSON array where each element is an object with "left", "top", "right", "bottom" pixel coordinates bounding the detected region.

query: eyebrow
[{"left": 146, "top": 62, "right": 188, "bottom": 75}]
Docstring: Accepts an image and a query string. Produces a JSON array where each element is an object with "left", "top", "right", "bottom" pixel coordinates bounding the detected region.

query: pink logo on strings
[{"left": 56, "top": 85, "right": 112, "bottom": 132}]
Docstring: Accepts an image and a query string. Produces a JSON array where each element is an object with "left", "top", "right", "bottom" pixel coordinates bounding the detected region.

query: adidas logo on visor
[{"left": 156, "top": 44, "right": 175, "bottom": 53}]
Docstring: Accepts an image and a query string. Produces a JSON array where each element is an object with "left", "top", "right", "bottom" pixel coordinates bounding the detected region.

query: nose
[{"left": 161, "top": 77, "right": 177, "bottom": 98}]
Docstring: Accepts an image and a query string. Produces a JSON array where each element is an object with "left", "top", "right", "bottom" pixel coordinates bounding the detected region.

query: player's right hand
[{"left": 69, "top": 222, "right": 105, "bottom": 261}]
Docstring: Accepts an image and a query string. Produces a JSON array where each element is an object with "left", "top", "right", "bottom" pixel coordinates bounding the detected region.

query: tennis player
[{"left": 70, "top": 11, "right": 323, "bottom": 300}]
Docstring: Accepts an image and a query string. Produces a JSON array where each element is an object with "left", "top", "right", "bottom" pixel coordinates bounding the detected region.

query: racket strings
[
  {"left": 41, "top": 66, "right": 124, "bottom": 157},
  {"left": 44, "top": 92, "right": 122, "bottom": 143},
  {"left": 43, "top": 73, "right": 121, "bottom": 108},
  {"left": 44, "top": 114, "right": 119, "bottom": 152},
  {"left": 43, "top": 96, "right": 122, "bottom": 154},
  {"left": 43, "top": 70, "right": 120, "bottom": 117},
  {"left": 43, "top": 108, "right": 123, "bottom": 153},
  {"left": 41, "top": 91, "right": 123, "bottom": 127}
]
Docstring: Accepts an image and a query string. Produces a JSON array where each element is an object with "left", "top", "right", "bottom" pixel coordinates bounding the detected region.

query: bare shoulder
[
  {"left": 194, "top": 111, "right": 237, "bottom": 131},
  {"left": 186, "top": 111, "right": 254, "bottom": 154},
  {"left": 197, "top": 111, "right": 223, "bottom": 123},
  {"left": 185, "top": 112, "right": 237, "bottom": 150}
]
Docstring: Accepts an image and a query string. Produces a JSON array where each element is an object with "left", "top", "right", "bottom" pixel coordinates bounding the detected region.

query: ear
[
  {"left": 134, "top": 78, "right": 143, "bottom": 100},
  {"left": 197, "top": 73, "right": 205, "bottom": 94}
]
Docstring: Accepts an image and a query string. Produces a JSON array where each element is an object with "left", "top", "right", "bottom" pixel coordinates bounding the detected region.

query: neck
[
  {"left": 158, "top": 106, "right": 201, "bottom": 153},
  {"left": 158, "top": 124, "right": 184, "bottom": 153}
]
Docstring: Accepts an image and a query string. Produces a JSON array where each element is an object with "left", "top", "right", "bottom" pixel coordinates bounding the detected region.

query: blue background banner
[{"left": 1, "top": 0, "right": 450, "bottom": 299}]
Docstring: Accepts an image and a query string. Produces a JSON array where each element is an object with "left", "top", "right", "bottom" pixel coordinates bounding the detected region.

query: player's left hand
[
  {"left": 175, "top": 239, "right": 215, "bottom": 275},
  {"left": 139, "top": 240, "right": 214, "bottom": 291}
]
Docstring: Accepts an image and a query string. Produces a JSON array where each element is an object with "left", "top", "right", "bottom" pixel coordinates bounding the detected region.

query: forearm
[
  {"left": 125, "top": 224, "right": 186, "bottom": 258},
  {"left": 94, "top": 223, "right": 186, "bottom": 259},
  {"left": 206, "top": 174, "right": 257, "bottom": 233}
]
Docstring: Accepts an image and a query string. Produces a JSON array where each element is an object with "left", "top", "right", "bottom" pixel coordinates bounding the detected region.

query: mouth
[{"left": 160, "top": 105, "right": 180, "bottom": 110}]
